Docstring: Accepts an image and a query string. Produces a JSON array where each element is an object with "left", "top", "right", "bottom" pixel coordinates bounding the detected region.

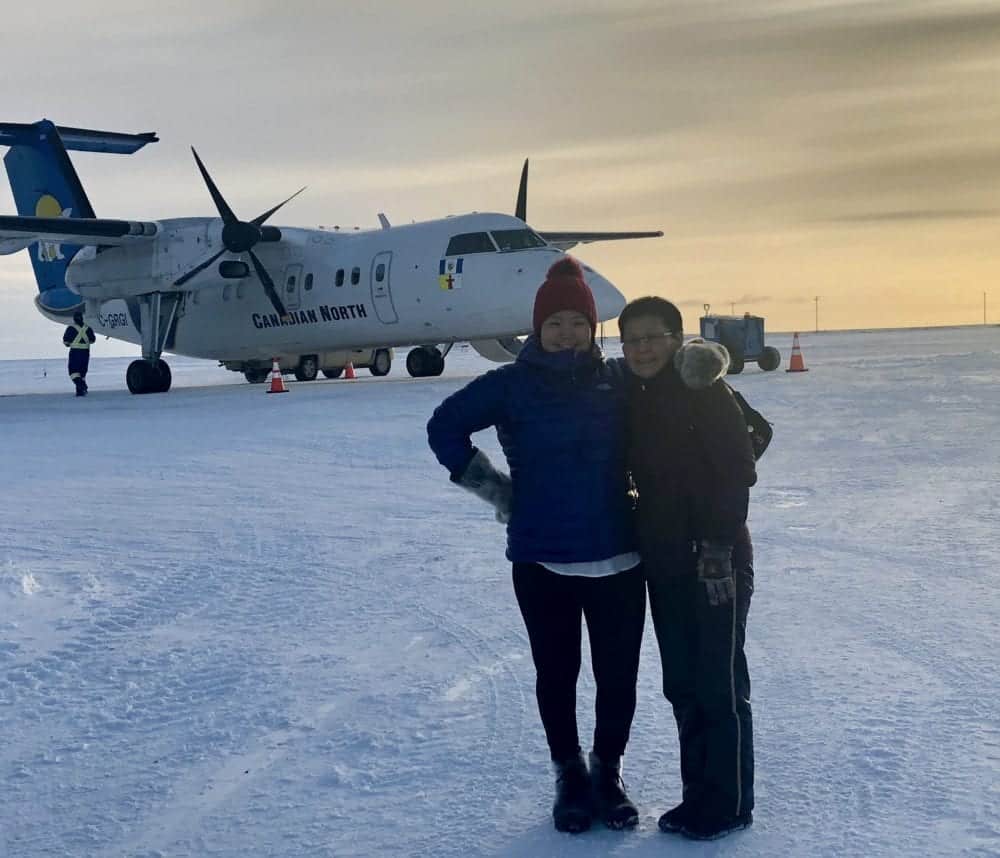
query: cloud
[{"left": 824, "top": 208, "right": 1000, "bottom": 224}]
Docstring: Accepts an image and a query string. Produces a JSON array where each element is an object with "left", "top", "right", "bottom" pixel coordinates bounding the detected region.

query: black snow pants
[
  {"left": 68, "top": 348, "right": 90, "bottom": 381},
  {"left": 646, "top": 527, "right": 754, "bottom": 819},
  {"left": 512, "top": 562, "right": 646, "bottom": 763}
]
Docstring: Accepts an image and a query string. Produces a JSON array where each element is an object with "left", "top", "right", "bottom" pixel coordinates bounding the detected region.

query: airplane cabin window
[
  {"left": 445, "top": 232, "right": 496, "bottom": 255},
  {"left": 305, "top": 273, "right": 314, "bottom": 291},
  {"left": 375, "top": 263, "right": 385, "bottom": 282},
  {"left": 351, "top": 267, "right": 360, "bottom": 285},
  {"left": 490, "top": 229, "right": 546, "bottom": 252},
  {"left": 336, "top": 269, "right": 345, "bottom": 287}
]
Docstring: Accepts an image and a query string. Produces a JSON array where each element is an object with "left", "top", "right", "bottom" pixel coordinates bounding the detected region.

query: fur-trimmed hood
[{"left": 672, "top": 339, "right": 729, "bottom": 389}]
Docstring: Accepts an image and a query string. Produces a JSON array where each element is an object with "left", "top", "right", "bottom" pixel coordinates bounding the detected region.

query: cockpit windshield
[
  {"left": 490, "top": 229, "right": 547, "bottom": 251},
  {"left": 445, "top": 232, "right": 497, "bottom": 256}
]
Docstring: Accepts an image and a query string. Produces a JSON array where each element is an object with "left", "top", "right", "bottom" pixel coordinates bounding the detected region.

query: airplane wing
[
  {"left": 538, "top": 230, "right": 664, "bottom": 251},
  {"left": 0, "top": 215, "right": 158, "bottom": 254}
]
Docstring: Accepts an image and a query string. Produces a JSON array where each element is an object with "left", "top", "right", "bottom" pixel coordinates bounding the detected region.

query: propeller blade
[
  {"left": 248, "top": 249, "right": 288, "bottom": 319},
  {"left": 515, "top": 158, "right": 528, "bottom": 221},
  {"left": 173, "top": 249, "right": 226, "bottom": 286},
  {"left": 190, "top": 148, "right": 237, "bottom": 224},
  {"left": 251, "top": 187, "right": 307, "bottom": 227}
]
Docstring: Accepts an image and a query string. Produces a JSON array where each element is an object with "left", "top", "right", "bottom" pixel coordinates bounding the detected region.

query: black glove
[
  {"left": 697, "top": 540, "right": 735, "bottom": 606},
  {"left": 456, "top": 450, "right": 512, "bottom": 523}
]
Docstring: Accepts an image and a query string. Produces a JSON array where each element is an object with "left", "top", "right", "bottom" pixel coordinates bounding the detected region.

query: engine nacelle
[{"left": 65, "top": 218, "right": 220, "bottom": 299}]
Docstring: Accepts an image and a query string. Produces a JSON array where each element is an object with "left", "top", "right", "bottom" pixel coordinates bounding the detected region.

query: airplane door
[
  {"left": 282, "top": 264, "right": 303, "bottom": 312},
  {"left": 370, "top": 251, "right": 398, "bottom": 324}
]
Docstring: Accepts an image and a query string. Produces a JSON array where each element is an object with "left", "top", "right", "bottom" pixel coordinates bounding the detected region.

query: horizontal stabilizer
[
  {"left": 538, "top": 230, "right": 664, "bottom": 251},
  {"left": 0, "top": 215, "right": 158, "bottom": 249},
  {"left": 0, "top": 121, "right": 158, "bottom": 154}
]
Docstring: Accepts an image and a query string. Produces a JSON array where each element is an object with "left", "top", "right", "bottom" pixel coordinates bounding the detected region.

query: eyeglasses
[{"left": 621, "top": 331, "right": 676, "bottom": 349}]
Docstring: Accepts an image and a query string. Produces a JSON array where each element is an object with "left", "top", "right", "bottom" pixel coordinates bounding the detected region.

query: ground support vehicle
[
  {"left": 225, "top": 348, "right": 393, "bottom": 383},
  {"left": 699, "top": 313, "right": 781, "bottom": 374}
]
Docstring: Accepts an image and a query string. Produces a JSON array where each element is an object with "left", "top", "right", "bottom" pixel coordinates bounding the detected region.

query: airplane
[{"left": 0, "top": 119, "right": 662, "bottom": 393}]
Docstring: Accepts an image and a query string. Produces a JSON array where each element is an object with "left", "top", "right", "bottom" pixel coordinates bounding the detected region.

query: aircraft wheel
[
  {"left": 757, "top": 346, "right": 781, "bottom": 372},
  {"left": 429, "top": 353, "right": 445, "bottom": 376},
  {"left": 245, "top": 369, "right": 269, "bottom": 384},
  {"left": 294, "top": 355, "right": 319, "bottom": 381},
  {"left": 126, "top": 359, "right": 153, "bottom": 394},
  {"left": 126, "top": 359, "right": 169, "bottom": 393},
  {"left": 369, "top": 349, "right": 392, "bottom": 377},
  {"left": 322, "top": 368, "right": 344, "bottom": 379},
  {"left": 154, "top": 359, "right": 172, "bottom": 392},
  {"left": 406, "top": 348, "right": 430, "bottom": 377},
  {"left": 126, "top": 360, "right": 146, "bottom": 393}
]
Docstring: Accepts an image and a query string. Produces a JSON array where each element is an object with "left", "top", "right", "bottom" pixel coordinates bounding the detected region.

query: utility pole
[
  {"left": 814, "top": 296, "right": 820, "bottom": 333},
  {"left": 985, "top": 291, "right": 988, "bottom": 325},
  {"left": 730, "top": 301, "right": 735, "bottom": 315}
]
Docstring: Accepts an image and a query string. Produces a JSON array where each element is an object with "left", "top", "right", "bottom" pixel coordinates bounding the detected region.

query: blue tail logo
[{"left": 34, "top": 193, "right": 72, "bottom": 263}]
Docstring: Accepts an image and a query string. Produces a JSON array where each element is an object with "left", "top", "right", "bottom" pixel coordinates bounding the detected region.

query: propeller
[
  {"left": 174, "top": 148, "right": 305, "bottom": 320},
  {"left": 515, "top": 158, "right": 528, "bottom": 221}
]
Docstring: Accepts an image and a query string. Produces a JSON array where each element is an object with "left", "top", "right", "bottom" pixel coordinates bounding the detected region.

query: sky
[{"left": 2, "top": 0, "right": 1000, "bottom": 358}]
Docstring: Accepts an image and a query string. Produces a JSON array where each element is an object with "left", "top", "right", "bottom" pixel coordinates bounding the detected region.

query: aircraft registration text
[{"left": 99, "top": 312, "right": 130, "bottom": 329}]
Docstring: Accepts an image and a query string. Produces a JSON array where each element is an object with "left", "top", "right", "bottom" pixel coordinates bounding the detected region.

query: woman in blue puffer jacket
[{"left": 427, "top": 258, "right": 645, "bottom": 835}]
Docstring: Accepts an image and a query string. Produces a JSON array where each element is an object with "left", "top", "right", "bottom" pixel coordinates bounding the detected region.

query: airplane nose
[{"left": 582, "top": 265, "right": 627, "bottom": 322}]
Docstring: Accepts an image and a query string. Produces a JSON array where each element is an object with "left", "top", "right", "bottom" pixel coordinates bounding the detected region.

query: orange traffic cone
[
  {"left": 786, "top": 333, "right": 809, "bottom": 373},
  {"left": 344, "top": 361, "right": 356, "bottom": 380},
  {"left": 267, "top": 358, "right": 289, "bottom": 393}
]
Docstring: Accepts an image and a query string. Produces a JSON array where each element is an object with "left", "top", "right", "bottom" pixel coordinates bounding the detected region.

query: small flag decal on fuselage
[{"left": 438, "top": 257, "right": 463, "bottom": 290}]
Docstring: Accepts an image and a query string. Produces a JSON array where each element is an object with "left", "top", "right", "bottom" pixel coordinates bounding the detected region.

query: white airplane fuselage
[{"left": 62, "top": 211, "right": 625, "bottom": 362}]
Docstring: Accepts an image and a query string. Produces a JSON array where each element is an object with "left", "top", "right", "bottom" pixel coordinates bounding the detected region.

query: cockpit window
[
  {"left": 446, "top": 232, "right": 496, "bottom": 255},
  {"left": 491, "top": 229, "right": 546, "bottom": 251}
]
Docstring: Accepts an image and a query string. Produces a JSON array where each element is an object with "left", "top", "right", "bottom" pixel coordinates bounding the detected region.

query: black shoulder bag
[{"left": 727, "top": 385, "right": 773, "bottom": 460}]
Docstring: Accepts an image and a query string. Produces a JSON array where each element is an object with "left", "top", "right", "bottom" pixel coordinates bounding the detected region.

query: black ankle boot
[
  {"left": 589, "top": 751, "right": 638, "bottom": 830},
  {"left": 552, "top": 751, "right": 592, "bottom": 833}
]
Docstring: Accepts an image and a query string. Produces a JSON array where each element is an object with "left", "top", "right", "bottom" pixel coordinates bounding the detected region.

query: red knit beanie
[{"left": 532, "top": 257, "right": 597, "bottom": 336}]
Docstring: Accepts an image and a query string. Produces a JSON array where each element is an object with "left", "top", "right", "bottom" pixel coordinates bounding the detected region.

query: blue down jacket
[{"left": 427, "top": 337, "right": 636, "bottom": 563}]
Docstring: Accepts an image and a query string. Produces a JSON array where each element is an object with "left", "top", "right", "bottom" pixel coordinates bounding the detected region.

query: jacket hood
[{"left": 672, "top": 339, "right": 730, "bottom": 389}]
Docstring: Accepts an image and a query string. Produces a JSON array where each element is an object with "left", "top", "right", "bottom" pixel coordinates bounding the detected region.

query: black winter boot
[
  {"left": 552, "top": 752, "right": 593, "bottom": 833},
  {"left": 589, "top": 751, "right": 638, "bottom": 830},
  {"left": 658, "top": 801, "right": 695, "bottom": 833},
  {"left": 681, "top": 809, "right": 753, "bottom": 840}
]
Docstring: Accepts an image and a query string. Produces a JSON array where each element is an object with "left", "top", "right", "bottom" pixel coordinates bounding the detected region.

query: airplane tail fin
[{"left": 0, "top": 119, "right": 157, "bottom": 316}]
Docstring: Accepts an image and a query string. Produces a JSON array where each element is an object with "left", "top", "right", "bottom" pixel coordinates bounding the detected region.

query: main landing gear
[
  {"left": 406, "top": 344, "right": 451, "bottom": 378},
  {"left": 127, "top": 292, "right": 181, "bottom": 394},
  {"left": 127, "top": 359, "right": 172, "bottom": 394}
]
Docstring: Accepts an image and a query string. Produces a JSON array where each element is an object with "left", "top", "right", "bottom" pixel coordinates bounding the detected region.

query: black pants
[
  {"left": 68, "top": 348, "right": 90, "bottom": 380},
  {"left": 512, "top": 562, "right": 646, "bottom": 763},
  {"left": 68, "top": 349, "right": 90, "bottom": 393},
  {"left": 646, "top": 528, "right": 754, "bottom": 818}
]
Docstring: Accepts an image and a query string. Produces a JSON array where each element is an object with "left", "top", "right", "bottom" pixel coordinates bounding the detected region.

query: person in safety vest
[{"left": 62, "top": 310, "right": 96, "bottom": 396}]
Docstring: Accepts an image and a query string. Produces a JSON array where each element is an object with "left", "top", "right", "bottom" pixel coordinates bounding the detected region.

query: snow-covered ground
[{"left": 2, "top": 327, "right": 998, "bottom": 857}]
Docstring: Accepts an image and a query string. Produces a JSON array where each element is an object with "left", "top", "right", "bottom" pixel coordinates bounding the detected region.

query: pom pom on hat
[{"left": 532, "top": 257, "right": 597, "bottom": 336}]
